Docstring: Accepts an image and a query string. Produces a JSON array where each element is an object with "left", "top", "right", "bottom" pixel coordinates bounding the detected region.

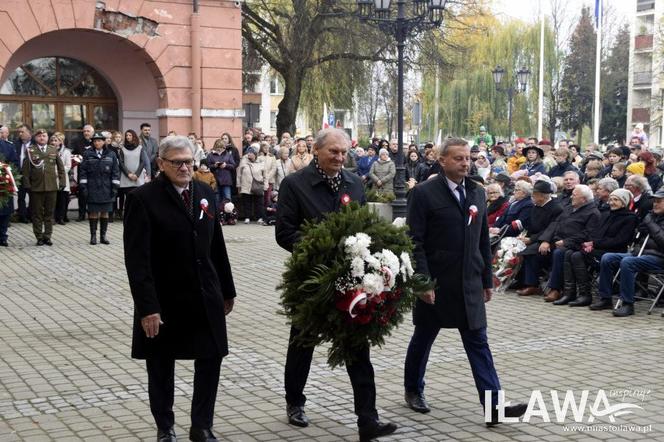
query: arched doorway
[{"left": 0, "top": 56, "right": 118, "bottom": 142}]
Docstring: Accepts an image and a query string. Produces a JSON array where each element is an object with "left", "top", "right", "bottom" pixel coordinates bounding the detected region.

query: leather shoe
[
  {"left": 486, "top": 402, "right": 528, "bottom": 427},
  {"left": 36, "top": 239, "right": 45, "bottom": 246},
  {"left": 287, "top": 405, "right": 309, "bottom": 427},
  {"left": 569, "top": 295, "right": 592, "bottom": 307},
  {"left": 544, "top": 289, "right": 561, "bottom": 302},
  {"left": 189, "top": 427, "right": 217, "bottom": 441},
  {"left": 157, "top": 427, "right": 176, "bottom": 442},
  {"left": 516, "top": 286, "right": 541, "bottom": 296},
  {"left": 553, "top": 294, "right": 575, "bottom": 305},
  {"left": 405, "top": 391, "right": 430, "bottom": 413},
  {"left": 43, "top": 239, "right": 53, "bottom": 246},
  {"left": 589, "top": 298, "right": 613, "bottom": 310},
  {"left": 613, "top": 303, "right": 634, "bottom": 317},
  {"left": 359, "top": 421, "right": 397, "bottom": 441},
  {"left": 0, "top": 240, "right": 8, "bottom": 247}
]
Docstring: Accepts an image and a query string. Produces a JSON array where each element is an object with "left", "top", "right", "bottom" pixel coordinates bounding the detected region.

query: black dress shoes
[
  {"left": 569, "top": 295, "right": 592, "bottom": 307},
  {"left": 189, "top": 427, "right": 217, "bottom": 441},
  {"left": 613, "top": 303, "right": 634, "bottom": 317},
  {"left": 157, "top": 426, "right": 177, "bottom": 442},
  {"left": 287, "top": 405, "right": 309, "bottom": 427},
  {"left": 36, "top": 239, "right": 45, "bottom": 246},
  {"left": 43, "top": 239, "right": 53, "bottom": 246},
  {"left": 486, "top": 402, "right": 528, "bottom": 427},
  {"left": 553, "top": 295, "right": 575, "bottom": 305},
  {"left": 0, "top": 240, "right": 8, "bottom": 247},
  {"left": 589, "top": 298, "right": 613, "bottom": 310},
  {"left": 405, "top": 391, "right": 430, "bottom": 413},
  {"left": 359, "top": 421, "right": 397, "bottom": 441}
]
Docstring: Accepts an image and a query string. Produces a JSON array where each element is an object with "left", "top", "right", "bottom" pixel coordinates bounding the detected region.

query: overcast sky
[{"left": 491, "top": 0, "right": 633, "bottom": 28}]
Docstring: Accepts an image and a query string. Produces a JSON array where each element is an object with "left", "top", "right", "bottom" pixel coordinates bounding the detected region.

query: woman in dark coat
[
  {"left": 491, "top": 180, "right": 534, "bottom": 237},
  {"left": 207, "top": 137, "right": 236, "bottom": 203},
  {"left": 79, "top": 132, "right": 120, "bottom": 245},
  {"left": 486, "top": 183, "right": 509, "bottom": 227},
  {"left": 563, "top": 189, "right": 638, "bottom": 307},
  {"left": 520, "top": 145, "right": 546, "bottom": 176}
]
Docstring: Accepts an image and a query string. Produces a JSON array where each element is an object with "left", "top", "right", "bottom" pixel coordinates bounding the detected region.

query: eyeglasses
[{"left": 162, "top": 158, "right": 194, "bottom": 169}]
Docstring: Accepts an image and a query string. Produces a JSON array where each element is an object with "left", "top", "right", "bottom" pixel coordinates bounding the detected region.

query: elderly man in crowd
[
  {"left": 539, "top": 184, "right": 601, "bottom": 303},
  {"left": 595, "top": 177, "right": 620, "bottom": 213},
  {"left": 591, "top": 189, "right": 664, "bottom": 317},
  {"left": 625, "top": 175, "right": 653, "bottom": 221},
  {"left": 559, "top": 171, "right": 581, "bottom": 207},
  {"left": 516, "top": 180, "right": 564, "bottom": 295},
  {"left": 124, "top": 135, "right": 237, "bottom": 442}
]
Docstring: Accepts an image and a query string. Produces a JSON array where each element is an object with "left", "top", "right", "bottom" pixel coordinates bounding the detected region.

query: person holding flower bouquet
[
  {"left": 0, "top": 137, "right": 19, "bottom": 246},
  {"left": 404, "top": 137, "right": 527, "bottom": 425},
  {"left": 276, "top": 128, "right": 397, "bottom": 441}
]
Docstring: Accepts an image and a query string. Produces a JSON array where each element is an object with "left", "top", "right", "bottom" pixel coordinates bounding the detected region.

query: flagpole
[
  {"left": 593, "top": 0, "right": 602, "bottom": 144},
  {"left": 537, "top": 0, "right": 545, "bottom": 141}
]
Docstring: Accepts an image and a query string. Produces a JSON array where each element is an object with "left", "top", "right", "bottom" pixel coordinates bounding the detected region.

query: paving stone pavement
[{"left": 1, "top": 219, "right": 663, "bottom": 441}]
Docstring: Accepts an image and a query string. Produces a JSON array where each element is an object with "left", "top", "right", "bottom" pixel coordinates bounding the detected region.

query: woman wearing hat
[
  {"left": 561, "top": 189, "right": 638, "bottom": 307},
  {"left": 78, "top": 132, "right": 120, "bottom": 244},
  {"left": 520, "top": 145, "right": 545, "bottom": 176}
]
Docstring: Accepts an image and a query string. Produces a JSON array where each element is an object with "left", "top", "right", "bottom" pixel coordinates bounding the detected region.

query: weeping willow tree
[{"left": 421, "top": 16, "right": 557, "bottom": 141}]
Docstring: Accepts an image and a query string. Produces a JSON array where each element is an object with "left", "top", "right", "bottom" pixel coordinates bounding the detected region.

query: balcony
[
  {"left": 633, "top": 70, "right": 653, "bottom": 87},
  {"left": 637, "top": 0, "right": 655, "bottom": 12},
  {"left": 635, "top": 34, "right": 653, "bottom": 50},
  {"left": 632, "top": 107, "right": 651, "bottom": 123}
]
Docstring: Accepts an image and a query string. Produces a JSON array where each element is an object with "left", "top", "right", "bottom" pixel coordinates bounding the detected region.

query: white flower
[
  {"left": 344, "top": 233, "right": 372, "bottom": 258},
  {"left": 392, "top": 217, "right": 407, "bottom": 228},
  {"left": 350, "top": 257, "right": 365, "bottom": 278},
  {"left": 400, "top": 252, "right": 414, "bottom": 279},
  {"left": 380, "top": 249, "right": 401, "bottom": 276},
  {"left": 362, "top": 273, "right": 385, "bottom": 295},
  {"left": 364, "top": 254, "right": 381, "bottom": 271}
]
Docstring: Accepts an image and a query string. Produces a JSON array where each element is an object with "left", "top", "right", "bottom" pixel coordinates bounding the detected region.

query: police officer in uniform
[{"left": 21, "top": 129, "right": 65, "bottom": 246}]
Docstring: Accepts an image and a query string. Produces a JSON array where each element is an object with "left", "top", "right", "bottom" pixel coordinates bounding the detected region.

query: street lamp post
[
  {"left": 491, "top": 65, "right": 530, "bottom": 142},
  {"left": 356, "top": 0, "right": 446, "bottom": 219}
]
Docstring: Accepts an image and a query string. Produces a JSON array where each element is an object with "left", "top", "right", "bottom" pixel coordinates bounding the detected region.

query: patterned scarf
[{"left": 313, "top": 155, "right": 342, "bottom": 193}]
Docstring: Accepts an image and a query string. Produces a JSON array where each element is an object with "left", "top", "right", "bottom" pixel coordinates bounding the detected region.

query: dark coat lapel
[{"left": 158, "top": 174, "right": 194, "bottom": 224}]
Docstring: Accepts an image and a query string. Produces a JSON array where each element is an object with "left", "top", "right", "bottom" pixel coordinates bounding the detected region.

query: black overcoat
[
  {"left": 276, "top": 162, "right": 366, "bottom": 252},
  {"left": 407, "top": 174, "right": 492, "bottom": 330},
  {"left": 540, "top": 201, "right": 601, "bottom": 251},
  {"left": 123, "top": 175, "right": 237, "bottom": 359},
  {"left": 520, "top": 198, "right": 563, "bottom": 256},
  {"left": 592, "top": 208, "right": 638, "bottom": 253}
]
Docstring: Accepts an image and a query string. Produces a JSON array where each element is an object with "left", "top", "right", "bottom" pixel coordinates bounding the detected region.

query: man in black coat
[
  {"left": 516, "top": 180, "right": 564, "bottom": 295},
  {"left": 0, "top": 133, "right": 19, "bottom": 246},
  {"left": 13, "top": 124, "right": 33, "bottom": 223},
  {"left": 403, "top": 137, "right": 526, "bottom": 425},
  {"left": 276, "top": 128, "right": 396, "bottom": 441},
  {"left": 625, "top": 175, "right": 653, "bottom": 221},
  {"left": 123, "top": 135, "right": 237, "bottom": 442}
]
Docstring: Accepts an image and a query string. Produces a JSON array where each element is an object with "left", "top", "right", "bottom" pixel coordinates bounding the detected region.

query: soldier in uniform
[{"left": 21, "top": 129, "right": 65, "bottom": 246}]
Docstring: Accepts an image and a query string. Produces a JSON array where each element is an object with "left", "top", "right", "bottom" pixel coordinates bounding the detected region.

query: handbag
[{"left": 248, "top": 163, "right": 264, "bottom": 195}]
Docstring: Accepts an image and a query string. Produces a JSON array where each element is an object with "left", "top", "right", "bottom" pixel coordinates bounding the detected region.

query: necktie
[
  {"left": 181, "top": 188, "right": 191, "bottom": 208},
  {"left": 456, "top": 184, "right": 466, "bottom": 208}
]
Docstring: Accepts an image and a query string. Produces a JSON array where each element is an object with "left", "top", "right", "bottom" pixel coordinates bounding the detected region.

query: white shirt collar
[{"left": 173, "top": 184, "right": 187, "bottom": 194}]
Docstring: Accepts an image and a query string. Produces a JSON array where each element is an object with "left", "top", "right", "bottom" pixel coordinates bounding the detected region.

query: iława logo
[{"left": 485, "top": 388, "right": 652, "bottom": 433}]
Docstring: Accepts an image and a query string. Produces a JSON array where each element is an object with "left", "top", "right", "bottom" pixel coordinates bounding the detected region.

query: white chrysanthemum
[
  {"left": 400, "top": 252, "right": 414, "bottom": 279},
  {"left": 364, "top": 254, "right": 381, "bottom": 271},
  {"left": 345, "top": 233, "right": 372, "bottom": 258},
  {"left": 362, "top": 273, "right": 385, "bottom": 295},
  {"left": 350, "top": 256, "right": 365, "bottom": 278},
  {"left": 380, "top": 249, "right": 401, "bottom": 276}
]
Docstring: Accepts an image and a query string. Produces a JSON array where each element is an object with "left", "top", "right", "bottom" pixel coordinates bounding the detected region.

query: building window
[
  {"left": 0, "top": 56, "right": 118, "bottom": 143},
  {"left": 269, "top": 76, "right": 282, "bottom": 95},
  {"left": 270, "top": 111, "right": 278, "bottom": 129}
]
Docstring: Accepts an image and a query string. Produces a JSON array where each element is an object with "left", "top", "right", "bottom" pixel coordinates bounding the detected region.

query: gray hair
[
  {"left": 628, "top": 175, "right": 652, "bottom": 194},
  {"left": 575, "top": 184, "right": 594, "bottom": 201},
  {"left": 314, "top": 127, "right": 351, "bottom": 150},
  {"left": 486, "top": 183, "right": 504, "bottom": 197},
  {"left": 563, "top": 170, "right": 580, "bottom": 181},
  {"left": 597, "top": 177, "right": 619, "bottom": 193},
  {"left": 514, "top": 180, "right": 533, "bottom": 196},
  {"left": 159, "top": 135, "right": 194, "bottom": 158},
  {"left": 439, "top": 137, "right": 469, "bottom": 157}
]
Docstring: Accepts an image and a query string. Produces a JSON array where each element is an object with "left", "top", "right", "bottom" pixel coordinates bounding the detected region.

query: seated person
[
  {"left": 516, "top": 180, "right": 564, "bottom": 295},
  {"left": 539, "top": 185, "right": 601, "bottom": 303},
  {"left": 582, "top": 161, "right": 603, "bottom": 184},
  {"left": 591, "top": 188, "right": 664, "bottom": 317},
  {"left": 625, "top": 175, "right": 653, "bottom": 221},
  {"left": 559, "top": 171, "right": 581, "bottom": 207},
  {"left": 520, "top": 145, "right": 546, "bottom": 176},
  {"left": 595, "top": 177, "right": 619, "bottom": 213},
  {"left": 490, "top": 180, "right": 534, "bottom": 237},
  {"left": 548, "top": 147, "right": 580, "bottom": 178},
  {"left": 562, "top": 189, "right": 637, "bottom": 307},
  {"left": 486, "top": 183, "right": 509, "bottom": 227},
  {"left": 610, "top": 162, "right": 627, "bottom": 188}
]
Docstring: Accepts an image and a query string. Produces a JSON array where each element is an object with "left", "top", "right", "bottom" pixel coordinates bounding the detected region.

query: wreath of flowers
[
  {"left": 492, "top": 236, "right": 526, "bottom": 289},
  {"left": 279, "top": 202, "right": 434, "bottom": 368},
  {"left": 0, "top": 161, "right": 20, "bottom": 209}
]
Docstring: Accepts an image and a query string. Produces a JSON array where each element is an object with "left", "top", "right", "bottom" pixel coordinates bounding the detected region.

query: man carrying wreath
[
  {"left": 276, "top": 127, "right": 397, "bottom": 441},
  {"left": 404, "top": 137, "right": 527, "bottom": 425}
]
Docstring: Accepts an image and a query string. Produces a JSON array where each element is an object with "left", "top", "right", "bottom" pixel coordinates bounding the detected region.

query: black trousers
[
  {"left": 54, "top": 190, "right": 70, "bottom": 221},
  {"left": 146, "top": 356, "right": 222, "bottom": 431},
  {"left": 241, "top": 193, "right": 264, "bottom": 220},
  {"left": 17, "top": 186, "right": 30, "bottom": 220},
  {"left": 78, "top": 192, "right": 87, "bottom": 218},
  {"left": 284, "top": 326, "right": 378, "bottom": 427}
]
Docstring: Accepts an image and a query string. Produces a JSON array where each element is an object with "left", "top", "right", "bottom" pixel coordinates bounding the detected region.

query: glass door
[{"left": 31, "top": 103, "right": 56, "bottom": 133}]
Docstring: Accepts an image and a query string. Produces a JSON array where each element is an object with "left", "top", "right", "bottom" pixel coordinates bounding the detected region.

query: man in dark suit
[
  {"left": 0, "top": 129, "right": 18, "bottom": 246},
  {"left": 403, "top": 137, "right": 527, "bottom": 425},
  {"left": 13, "top": 124, "right": 33, "bottom": 223},
  {"left": 123, "top": 135, "right": 237, "bottom": 442},
  {"left": 276, "top": 128, "right": 396, "bottom": 441}
]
